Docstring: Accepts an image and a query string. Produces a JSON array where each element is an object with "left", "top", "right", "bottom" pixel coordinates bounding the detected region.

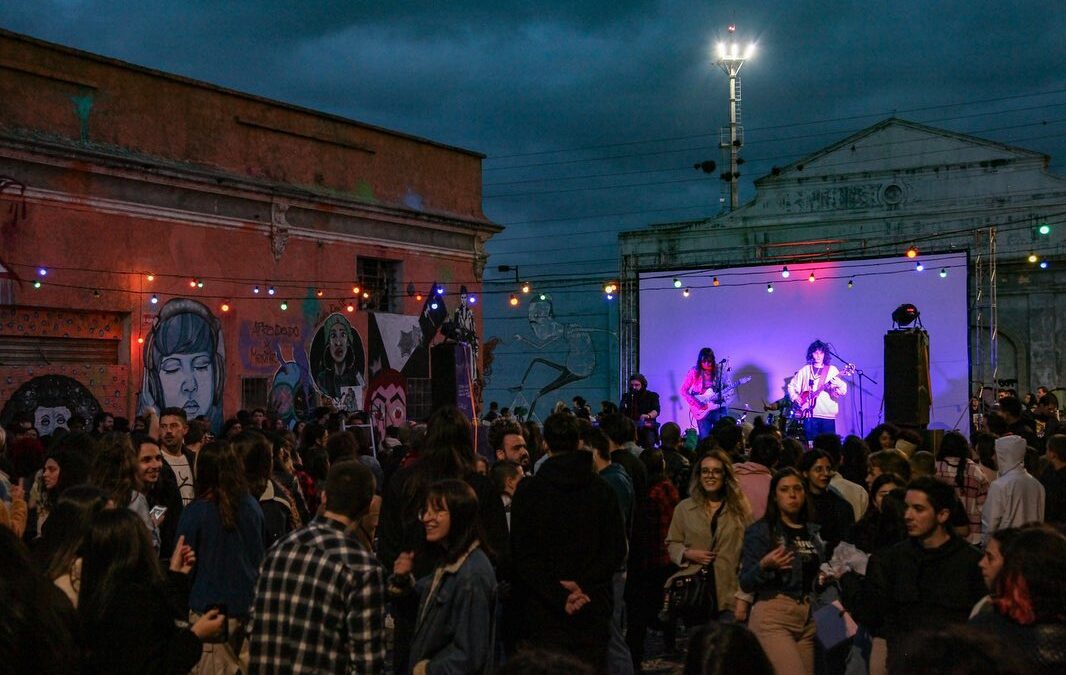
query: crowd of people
[{"left": 1, "top": 388, "right": 1064, "bottom": 675}]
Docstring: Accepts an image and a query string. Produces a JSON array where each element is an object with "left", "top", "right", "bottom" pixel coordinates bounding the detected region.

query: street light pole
[{"left": 715, "top": 25, "right": 754, "bottom": 211}]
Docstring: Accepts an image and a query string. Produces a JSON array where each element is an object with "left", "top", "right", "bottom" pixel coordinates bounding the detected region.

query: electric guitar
[
  {"left": 689, "top": 376, "right": 752, "bottom": 421},
  {"left": 794, "top": 364, "right": 855, "bottom": 419}
]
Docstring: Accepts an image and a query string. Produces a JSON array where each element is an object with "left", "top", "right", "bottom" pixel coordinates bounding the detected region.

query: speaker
[
  {"left": 884, "top": 329, "right": 931, "bottom": 427},
  {"left": 431, "top": 342, "right": 476, "bottom": 418}
]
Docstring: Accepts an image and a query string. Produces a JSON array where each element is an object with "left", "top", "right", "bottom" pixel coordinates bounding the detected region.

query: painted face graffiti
[
  {"left": 329, "top": 323, "right": 348, "bottom": 366},
  {"left": 35, "top": 405, "right": 72, "bottom": 435},
  {"left": 159, "top": 352, "right": 215, "bottom": 417}
]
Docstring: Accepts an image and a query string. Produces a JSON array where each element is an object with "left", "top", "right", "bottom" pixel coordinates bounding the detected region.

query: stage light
[
  {"left": 673, "top": 278, "right": 682, "bottom": 288},
  {"left": 521, "top": 282, "right": 530, "bottom": 294},
  {"left": 939, "top": 268, "right": 948, "bottom": 278},
  {"left": 37, "top": 267, "right": 47, "bottom": 276},
  {"left": 509, "top": 294, "right": 519, "bottom": 306},
  {"left": 1038, "top": 223, "right": 1050, "bottom": 235},
  {"left": 1028, "top": 252, "right": 1038, "bottom": 263},
  {"left": 267, "top": 286, "right": 276, "bottom": 296},
  {"left": 767, "top": 283, "right": 774, "bottom": 293},
  {"left": 891, "top": 303, "right": 920, "bottom": 327},
  {"left": 906, "top": 246, "right": 918, "bottom": 258},
  {"left": 221, "top": 303, "right": 230, "bottom": 312},
  {"left": 808, "top": 272, "right": 816, "bottom": 283},
  {"left": 150, "top": 294, "right": 159, "bottom": 304},
  {"left": 712, "top": 277, "right": 720, "bottom": 287},
  {"left": 848, "top": 279, "right": 854, "bottom": 289},
  {"left": 253, "top": 285, "right": 260, "bottom": 294},
  {"left": 781, "top": 266, "right": 790, "bottom": 278},
  {"left": 1040, "top": 260, "right": 1049, "bottom": 269},
  {"left": 682, "top": 288, "right": 690, "bottom": 298},
  {"left": 280, "top": 300, "right": 288, "bottom": 311},
  {"left": 33, "top": 280, "right": 41, "bottom": 289},
  {"left": 915, "top": 261, "right": 924, "bottom": 272}
]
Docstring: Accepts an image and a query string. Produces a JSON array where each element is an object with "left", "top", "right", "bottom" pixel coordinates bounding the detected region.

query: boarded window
[{"left": 0, "top": 335, "right": 120, "bottom": 365}]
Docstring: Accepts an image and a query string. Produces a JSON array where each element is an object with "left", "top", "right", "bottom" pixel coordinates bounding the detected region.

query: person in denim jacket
[{"left": 740, "top": 468, "right": 825, "bottom": 675}]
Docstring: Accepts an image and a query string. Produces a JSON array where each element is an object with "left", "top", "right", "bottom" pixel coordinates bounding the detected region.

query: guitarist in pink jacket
[
  {"left": 787, "top": 340, "right": 851, "bottom": 441},
  {"left": 681, "top": 347, "right": 731, "bottom": 441}
]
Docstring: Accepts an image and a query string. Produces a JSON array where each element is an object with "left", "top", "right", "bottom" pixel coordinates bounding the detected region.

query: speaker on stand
[{"left": 884, "top": 329, "right": 932, "bottom": 428}]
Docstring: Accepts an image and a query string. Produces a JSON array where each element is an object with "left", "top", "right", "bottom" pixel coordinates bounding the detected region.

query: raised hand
[
  {"left": 169, "top": 535, "right": 196, "bottom": 574},
  {"left": 759, "top": 545, "right": 795, "bottom": 571}
]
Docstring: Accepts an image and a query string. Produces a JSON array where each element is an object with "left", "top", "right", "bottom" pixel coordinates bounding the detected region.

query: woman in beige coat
[{"left": 665, "top": 448, "right": 752, "bottom": 624}]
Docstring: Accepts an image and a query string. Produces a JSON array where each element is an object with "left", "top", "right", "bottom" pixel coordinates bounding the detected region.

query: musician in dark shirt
[{"left": 620, "top": 373, "right": 661, "bottom": 450}]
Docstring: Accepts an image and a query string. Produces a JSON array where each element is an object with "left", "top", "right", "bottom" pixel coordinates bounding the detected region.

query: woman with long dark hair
[
  {"left": 666, "top": 450, "right": 752, "bottom": 626},
  {"left": 80, "top": 508, "right": 224, "bottom": 674},
  {"left": 175, "top": 441, "right": 265, "bottom": 626},
  {"left": 391, "top": 479, "right": 497, "bottom": 674},
  {"left": 28, "top": 446, "right": 91, "bottom": 538},
  {"left": 797, "top": 449, "right": 854, "bottom": 556},
  {"left": 934, "top": 430, "right": 989, "bottom": 544},
  {"left": 971, "top": 526, "right": 1066, "bottom": 674},
  {"left": 739, "top": 468, "right": 824, "bottom": 675},
  {"left": 379, "top": 406, "right": 507, "bottom": 674},
  {"left": 32, "top": 484, "right": 109, "bottom": 606},
  {"left": 232, "top": 431, "right": 296, "bottom": 547},
  {"left": 847, "top": 473, "right": 907, "bottom": 554},
  {"left": 680, "top": 347, "right": 727, "bottom": 440}
]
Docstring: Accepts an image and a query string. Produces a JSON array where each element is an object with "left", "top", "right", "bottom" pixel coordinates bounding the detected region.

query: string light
[
  {"left": 915, "top": 261, "right": 924, "bottom": 272},
  {"left": 808, "top": 272, "right": 816, "bottom": 283},
  {"left": 712, "top": 277, "right": 719, "bottom": 287},
  {"left": 906, "top": 246, "right": 919, "bottom": 258},
  {"left": 539, "top": 293, "right": 547, "bottom": 301},
  {"left": 1028, "top": 252, "right": 1038, "bottom": 263},
  {"left": 267, "top": 286, "right": 276, "bottom": 296},
  {"left": 939, "top": 268, "right": 948, "bottom": 278},
  {"left": 253, "top": 285, "right": 260, "bottom": 294},
  {"left": 196, "top": 280, "right": 204, "bottom": 289},
  {"left": 521, "top": 282, "right": 531, "bottom": 294},
  {"left": 33, "top": 280, "right": 41, "bottom": 289},
  {"left": 1040, "top": 260, "right": 1049, "bottom": 269},
  {"left": 415, "top": 293, "right": 423, "bottom": 301},
  {"left": 848, "top": 279, "right": 854, "bottom": 288},
  {"left": 315, "top": 289, "right": 324, "bottom": 297},
  {"left": 220, "top": 303, "right": 230, "bottom": 312},
  {"left": 682, "top": 288, "right": 690, "bottom": 298},
  {"left": 430, "top": 301, "right": 439, "bottom": 310},
  {"left": 672, "top": 278, "right": 682, "bottom": 288},
  {"left": 346, "top": 304, "right": 355, "bottom": 312},
  {"left": 362, "top": 291, "right": 370, "bottom": 299},
  {"left": 605, "top": 293, "right": 614, "bottom": 300},
  {"left": 781, "top": 266, "right": 790, "bottom": 278},
  {"left": 767, "top": 283, "right": 774, "bottom": 293},
  {"left": 137, "top": 337, "right": 144, "bottom": 344},
  {"left": 509, "top": 294, "right": 519, "bottom": 306},
  {"left": 1038, "top": 223, "right": 1051, "bottom": 235},
  {"left": 189, "top": 279, "right": 197, "bottom": 288},
  {"left": 352, "top": 285, "right": 361, "bottom": 294},
  {"left": 146, "top": 273, "right": 155, "bottom": 282},
  {"left": 280, "top": 300, "right": 289, "bottom": 311},
  {"left": 467, "top": 294, "right": 477, "bottom": 304},
  {"left": 150, "top": 294, "right": 159, "bottom": 304},
  {"left": 436, "top": 285, "right": 445, "bottom": 296},
  {"left": 37, "top": 267, "right": 47, "bottom": 276}
]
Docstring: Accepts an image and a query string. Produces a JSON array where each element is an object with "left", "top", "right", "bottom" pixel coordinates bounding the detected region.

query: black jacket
[
  {"left": 511, "top": 451, "right": 627, "bottom": 632},
  {"left": 809, "top": 488, "right": 854, "bottom": 556},
  {"left": 841, "top": 535, "right": 984, "bottom": 667},
  {"left": 1040, "top": 464, "right": 1066, "bottom": 524},
  {"left": 146, "top": 463, "right": 185, "bottom": 560}
]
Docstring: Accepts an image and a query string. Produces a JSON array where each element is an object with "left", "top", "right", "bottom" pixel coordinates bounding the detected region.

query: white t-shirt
[{"left": 164, "top": 451, "right": 195, "bottom": 506}]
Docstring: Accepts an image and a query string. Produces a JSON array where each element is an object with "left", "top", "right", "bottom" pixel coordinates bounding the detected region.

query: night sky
[{"left": 3, "top": 0, "right": 1064, "bottom": 291}]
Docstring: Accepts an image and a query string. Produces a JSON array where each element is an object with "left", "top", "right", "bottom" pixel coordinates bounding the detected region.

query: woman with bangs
[
  {"left": 391, "top": 479, "right": 497, "bottom": 675},
  {"left": 665, "top": 449, "right": 753, "bottom": 626}
]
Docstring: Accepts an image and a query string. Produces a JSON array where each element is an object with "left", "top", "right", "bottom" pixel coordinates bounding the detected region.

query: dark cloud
[{"left": 2, "top": 0, "right": 1064, "bottom": 271}]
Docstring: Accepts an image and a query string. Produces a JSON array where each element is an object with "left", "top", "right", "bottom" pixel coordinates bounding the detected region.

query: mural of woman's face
[
  {"left": 329, "top": 324, "right": 349, "bottom": 365},
  {"left": 34, "top": 405, "right": 72, "bottom": 436},
  {"left": 160, "top": 352, "right": 215, "bottom": 418}
]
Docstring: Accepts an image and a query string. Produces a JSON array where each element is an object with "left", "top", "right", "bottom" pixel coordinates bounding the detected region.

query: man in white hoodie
[{"left": 981, "top": 435, "right": 1044, "bottom": 545}]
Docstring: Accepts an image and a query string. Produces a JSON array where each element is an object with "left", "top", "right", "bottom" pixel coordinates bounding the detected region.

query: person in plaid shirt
[{"left": 248, "top": 460, "right": 386, "bottom": 674}]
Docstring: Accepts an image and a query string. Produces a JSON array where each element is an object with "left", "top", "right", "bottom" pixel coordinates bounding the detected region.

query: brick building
[{"left": 0, "top": 29, "right": 499, "bottom": 434}]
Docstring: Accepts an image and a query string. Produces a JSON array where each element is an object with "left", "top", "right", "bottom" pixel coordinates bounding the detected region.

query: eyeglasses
[
  {"left": 419, "top": 507, "right": 449, "bottom": 521},
  {"left": 700, "top": 468, "right": 725, "bottom": 477}
]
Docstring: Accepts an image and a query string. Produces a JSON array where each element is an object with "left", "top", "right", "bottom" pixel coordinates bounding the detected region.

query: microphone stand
[{"left": 826, "top": 346, "right": 877, "bottom": 436}]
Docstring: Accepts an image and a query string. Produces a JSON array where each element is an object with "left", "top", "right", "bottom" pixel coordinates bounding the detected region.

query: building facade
[
  {"left": 0, "top": 29, "right": 499, "bottom": 435},
  {"left": 620, "top": 119, "right": 1066, "bottom": 408}
]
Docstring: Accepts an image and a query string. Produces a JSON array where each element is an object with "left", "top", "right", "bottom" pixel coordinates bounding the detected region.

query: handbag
[{"left": 661, "top": 564, "right": 717, "bottom": 625}]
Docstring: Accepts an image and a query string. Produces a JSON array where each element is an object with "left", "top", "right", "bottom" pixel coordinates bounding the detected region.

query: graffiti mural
[
  {"left": 506, "top": 293, "right": 599, "bottom": 421},
  {"left": 364, "top": 368, "right": 407, "bottom": 443},
  {"left": 309, "top": 312, "right": 365, "bottom": 411},
  {"left": 238, "top": 319, "right": 303, "bottom": 374},
  {"left": 0, "top": 374, "right": 102, "bottom": 435},
  {"left": 140, "top": 298, "right": 225, "bottom": 431},
  {"left": 269, "top": 343, "right": 314, "bottom": 430}
]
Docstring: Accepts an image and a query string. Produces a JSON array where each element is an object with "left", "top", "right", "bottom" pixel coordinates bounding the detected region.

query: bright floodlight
[
  {"left": 716, "top": 42, "right": 726, "bottom": 58},
  {"left": 744, "top": 44, "right": 755, "bottom": 59}
]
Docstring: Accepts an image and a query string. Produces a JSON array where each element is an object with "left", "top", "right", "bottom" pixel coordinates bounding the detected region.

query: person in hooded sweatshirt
[
  {"left": 510, "top": 412, "right": 628, "bottom": 672},
  {"left": 981, "top": 435, "right": 1044, "bottom": 545}
]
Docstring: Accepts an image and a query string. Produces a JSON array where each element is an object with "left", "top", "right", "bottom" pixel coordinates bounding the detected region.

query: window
[
  {"left": 0, "top": 335, "right": 119, "bottom": 364},
  {"left": 241, "top": 377, "right": 270, "bottom": 411},
  {"left": 357, "top": 257, "right": 401, "bottom": 313}
]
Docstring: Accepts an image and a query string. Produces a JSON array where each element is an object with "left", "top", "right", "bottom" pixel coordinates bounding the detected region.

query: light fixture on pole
[{"left": 714, "top": 24, "right": 754, "bottom": 212}]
